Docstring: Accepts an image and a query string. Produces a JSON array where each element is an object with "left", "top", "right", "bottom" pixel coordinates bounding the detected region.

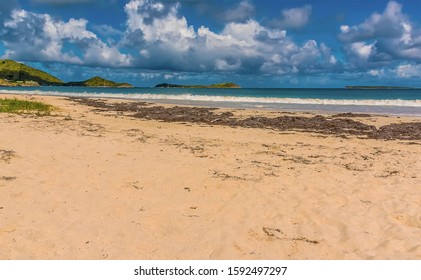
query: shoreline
[
  {"left": 1, "top": 89, "right": 421, "bottom": 117},
  {"left": 1, "top": 94, "right": 420, "bottom": 259}
]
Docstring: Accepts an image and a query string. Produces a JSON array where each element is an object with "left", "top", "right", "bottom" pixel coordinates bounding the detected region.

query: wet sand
[{"left": 1, "top": 94, "right": 420, "bottom": 259}]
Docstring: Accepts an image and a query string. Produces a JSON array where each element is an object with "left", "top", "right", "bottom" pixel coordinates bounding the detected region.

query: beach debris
[
  {"left": 0, "top": 150, "right": 16, "bottom": 163},
  {"left": 0, "top": 176, "right": 16, "bottom": 181},
  {"left": 360, "top": 200, "right": 372, "bottom": 205},
  {"left": 377, "top": 170, "right": 399, "bottom": 178},
  {"left": 369, "top": 122, "right": 421, "bottom": 140},
  {"left": 122, "top": 181, "right": 142, "bottom": 190},
  {"left": 69, "top": 97, "right": 421, "bottom": 141},
  {"left": 262, "top": 227, "right": 319, "bottom": 244},
  {"left": 210, "top": 170, "right": 261, "bottom": 182},
  {"left": 331, "top": 113, "right": 372, "bottom": 118},
  {"left": 183, "top": 214, "right": 199, "bottom": 218}
]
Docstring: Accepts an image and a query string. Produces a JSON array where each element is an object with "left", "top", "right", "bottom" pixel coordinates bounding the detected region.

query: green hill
[
  {"left": 65, "top": 76, "right": 133, "bottom": 88},
  {"left": 0, "top": 59, "right": 63, "bottom": 86},
  {"left": 155, "top": 82, "right": 240, "bottom": 88},
  {"left": 208, "top": 82, "right": 240, "bottom": 88},
  {"left": 0, "top": 60, "right": 133, "bottom": 88}
]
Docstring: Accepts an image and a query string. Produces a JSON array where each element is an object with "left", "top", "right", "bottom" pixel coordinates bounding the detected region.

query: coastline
[
  {"left": 1, "top": 93, "right": 420, "bottom": 259},
  {"left": 1, "top": 87, "right": 421, "bottom": 117}
]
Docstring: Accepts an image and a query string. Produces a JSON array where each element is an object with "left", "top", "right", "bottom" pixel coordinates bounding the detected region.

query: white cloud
[
  {"left": 395, "top": 64, "right": 421, "bottom": 78},
  {"left": 339, "top": 1, "right": 406, "bottom": 42},
  {"left": 339, "top": 1, "right": 421, "bottom": 65},
  {"left": 47, "top": 18, "right": 97, "bottom": 41},
  {"left": 122, "top": 1, "right": 336, "bottom": 75},
  {"left": 215, "top": 59, "right": 241, "bottom": 71},
  {"left": 84, "top": 43, "right": 131, "bottom": 67},
  {"left": 124, "top": 0, "right": 195, "bottom": 52},
  {"left": 1, "top": 0, "right": 338, "bottom": 77},
  {"left": 368, "top": 69, "right": 387, "bottom": 77},
  {"left": 224, "top": 0, "right": 255, "bottom": 22},
  {"left": 340, "top": 25, "right": 349, "bottom": 33},
  {"left": 3, "top": 9, "right": 84, "bottom": 64},
  {"left": 278, "top": 5, "right": 312, "bottom": 29},
  {"left": 2, "top": 8, "right": 130, "bottom": 66},
  {"left": 139, "top": 72, "right": 161, "bottom": 79},
  {"left": 350, "top": 42, "right": 374, "bottom": 60}
]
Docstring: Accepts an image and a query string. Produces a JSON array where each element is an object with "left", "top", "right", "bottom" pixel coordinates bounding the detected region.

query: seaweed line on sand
[{"left": 69, "top": 97, "right": 421, "bottom": 141}]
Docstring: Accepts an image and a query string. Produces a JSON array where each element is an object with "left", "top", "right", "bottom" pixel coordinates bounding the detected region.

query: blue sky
[{"left": 1, "top": 0, "right": 421, "bottom": 87}]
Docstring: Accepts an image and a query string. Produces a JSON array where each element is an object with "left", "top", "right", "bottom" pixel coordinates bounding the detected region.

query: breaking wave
[{"left": 1, "top": 89, "right": 420, "bottom": 107}]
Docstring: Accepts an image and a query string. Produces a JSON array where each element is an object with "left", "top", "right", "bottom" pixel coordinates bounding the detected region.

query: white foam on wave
[{"left": 1, "top": 89, "right": 421, "bottom": 107}]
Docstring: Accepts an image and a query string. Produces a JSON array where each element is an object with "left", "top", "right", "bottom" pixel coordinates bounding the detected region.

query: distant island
[
  {"left": 155, "top": 82, "right": 240, "bottom": 88},
  {"left": 345, "top": 86, "right": 414, "bottom": 89},
  {"left": 65, "top": 76, "right": 133, "bottom": 88},
  {"left": 0, "top": 59, "right": 133, "bottom": 88}
]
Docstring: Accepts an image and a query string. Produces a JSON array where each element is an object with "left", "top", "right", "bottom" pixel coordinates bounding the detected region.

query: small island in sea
[
  {"left": 65, "top": 76, "right": 133, "bottom": 88},
  {"left": 0, "top": 59, "right": 133, "bottom": 88},
  {"left": 155, "top": 82, "right": 240, "bottom": 88}
]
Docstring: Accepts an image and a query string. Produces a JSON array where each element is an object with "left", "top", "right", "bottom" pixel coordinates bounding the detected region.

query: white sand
[{"left": 0, "top": 94, "right": 420, "bottom": 259}]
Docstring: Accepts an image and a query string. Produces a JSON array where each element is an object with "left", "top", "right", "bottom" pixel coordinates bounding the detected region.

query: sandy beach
[{"left": 0, "top": 93, "right": 420, "bottom": 260}]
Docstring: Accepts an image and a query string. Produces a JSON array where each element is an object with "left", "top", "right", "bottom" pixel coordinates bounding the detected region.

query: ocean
[{"left": 1, "top": 86, "right": 421, "bottom": 116}]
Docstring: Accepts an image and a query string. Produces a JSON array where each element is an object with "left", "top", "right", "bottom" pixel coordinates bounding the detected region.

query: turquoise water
[{"left": 1, "top": 86, "right": 421, "bottom": 116}]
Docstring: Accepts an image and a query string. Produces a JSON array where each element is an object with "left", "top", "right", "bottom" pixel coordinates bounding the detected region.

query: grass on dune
[{"left": 0, "top": 98, "right": 53, "bottom": 115}]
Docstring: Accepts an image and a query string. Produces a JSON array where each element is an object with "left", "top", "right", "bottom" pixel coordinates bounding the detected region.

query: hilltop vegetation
[
  {"left": 155, "top": 82, "right": 240, "bottom": 88},
  {"left": 208, "top": 82, "right": 240, "bottom": 88},
  {"left": 0, "top": 59, "right": 63, "bottom": 86},
  {"left": 65, "top": 76, "right": 133, "bottom": 88}
]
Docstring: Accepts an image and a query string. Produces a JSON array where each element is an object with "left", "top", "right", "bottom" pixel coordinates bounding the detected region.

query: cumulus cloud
[
  {"left": 121, "top": 0, "right": 336, "bottom": 74},
  {"left": 339, "top": 1, "right": 405, "bottom": 43},
  {"left": 339, "top": 1, "right": 421, "bottom": 66},
  {"left": 224, "top": 0, "right": 255, "bottom": 23},
  {"left": 1, "top": 0, "right": 338, "bottom": 77},
  {"left": 395, "top": 64, "right": 421, "bottom": 78},
  {"left": 2, "top": 9, "right": 85, "bottom": 63},
  {"left": 84, "top": 43, "right": 131, "bottom": 67},
  {"left": 340, "top": 25, "right": 350, "bottom": 33},
  {"left": 124, "top": 0, "right": 195, "bottom": 51},
  {"left": 274, "top": 5, "right": 312, "bottom": 29},
  {"left": 1, "top": 8, "right": 130, "bottom": 66}
]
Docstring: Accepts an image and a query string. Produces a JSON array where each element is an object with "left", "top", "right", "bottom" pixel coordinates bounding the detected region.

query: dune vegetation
[{"left": 0, "top": 98, "right": 53, "bottom": 115}]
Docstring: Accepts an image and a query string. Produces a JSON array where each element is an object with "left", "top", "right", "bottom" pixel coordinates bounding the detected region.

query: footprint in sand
[
  {"left": 0, "top": 150, "right": 16, "bottom": 163},
  {"left": 392, "top": 214, "right": 421, "bottom": 229}
]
